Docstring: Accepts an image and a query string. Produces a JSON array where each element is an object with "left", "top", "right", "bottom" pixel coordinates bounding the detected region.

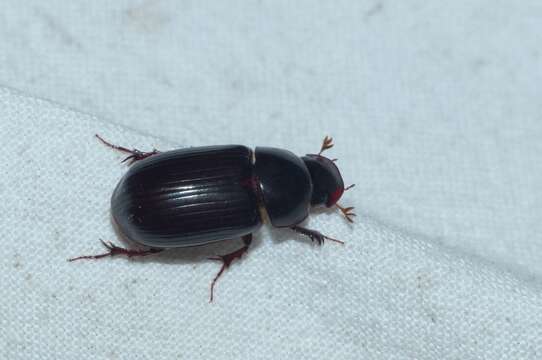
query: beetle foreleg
[
  {"left": 290, "top": 225, "right": 344, "bottom": 245},
  {"left": 208, "top": 234, "right": 252, "bottom": 302},
  {"left": 68, "top": 239, "right": 163, "bottom": 262},
  {"left": 95, "top": 134, "right": 160, "bottom": 165}
]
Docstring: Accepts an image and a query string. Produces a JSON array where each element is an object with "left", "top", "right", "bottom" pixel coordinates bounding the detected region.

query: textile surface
[{"left": 0, "top": 1, "right": 541, "bottom": 359}]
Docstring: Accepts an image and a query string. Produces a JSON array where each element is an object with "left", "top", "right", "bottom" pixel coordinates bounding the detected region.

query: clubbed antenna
[
  {"left": 318, "top": 135, "right": 334, "bottom": 155},
  {"left": 336, "top": 203, "right": 356, "bottom": 223}
]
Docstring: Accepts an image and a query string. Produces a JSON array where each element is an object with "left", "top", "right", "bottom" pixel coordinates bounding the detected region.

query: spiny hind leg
[
  {"left": 95, "top": 134, "right": 160, "bottom": 164},
  {"left": 208, "top": 234, "right": 252, "bottom": 302},
  {"left": 68, "top": 239, "right": 163, "bottom": 261}
]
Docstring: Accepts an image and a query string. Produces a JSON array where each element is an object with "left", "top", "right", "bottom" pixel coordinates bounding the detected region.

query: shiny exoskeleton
[{"left": 70, "top": 135, "right": 355, "bottom": 301}]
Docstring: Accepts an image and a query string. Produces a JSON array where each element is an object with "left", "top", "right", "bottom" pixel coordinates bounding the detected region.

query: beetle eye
[{"left": 326, "top": 187, "right": 343, "bottom": 207}]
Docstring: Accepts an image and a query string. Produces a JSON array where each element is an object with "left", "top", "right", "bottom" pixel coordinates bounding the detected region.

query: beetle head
[{"left": 302, "top": 154, "right": 345, "bottom": 207}]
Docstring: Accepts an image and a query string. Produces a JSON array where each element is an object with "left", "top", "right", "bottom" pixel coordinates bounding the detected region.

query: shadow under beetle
[{"left": 70, "top": 135, "right": 355, "bottom": 301}]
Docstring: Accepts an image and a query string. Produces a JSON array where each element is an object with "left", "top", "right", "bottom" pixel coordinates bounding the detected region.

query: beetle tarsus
[
  {"left": 68, "top": 239, "right": 163, "bottom": 262},
  {"left": 290, "top": 225, "right": 344, "bottom": 245},
  {"left": 95, "top": 134, "right": 160, "bottom": 165},
  {"left": 208, "top": 234, "right": 252, "bottom": 302}
]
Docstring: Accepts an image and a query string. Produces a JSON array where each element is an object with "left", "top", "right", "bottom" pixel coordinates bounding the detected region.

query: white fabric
[
  {"left": 1, "top": 1, "right": 542, "bottom": 281},
  {"left": 1, "top": 89, "right": 541, "bottom": 359},
  {"left": 0, "top": 1, "right": 541, "bottom": 358}
]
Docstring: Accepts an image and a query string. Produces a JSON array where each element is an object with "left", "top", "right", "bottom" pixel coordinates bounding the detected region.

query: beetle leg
[
  {"left": 68, "top": 239, "right": 163, "bottom": 262},
  {"left": 290, "top": 225, "right": 344, "bottom": 245},
  {"left": 96, "top": 134, "right": 160, "bottom": 165},
  {"left": 207, "top": 234, "right": 252, "bottom": 302}
]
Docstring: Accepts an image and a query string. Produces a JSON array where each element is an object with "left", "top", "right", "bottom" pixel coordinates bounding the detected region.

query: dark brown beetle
[{"left": 70, "top": 135, "right": 355, "bottom": 301}]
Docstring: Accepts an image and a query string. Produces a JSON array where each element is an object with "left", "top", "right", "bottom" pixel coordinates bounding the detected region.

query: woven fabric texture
[
  {"left": 0, "top": 1, "right": 541, "bottom": 281},
  {"left": 1, "top": 1, "right": 541, "bottom": 359},
  {"left": 0, "top": 88, "right": 540, "bottom": 359}
]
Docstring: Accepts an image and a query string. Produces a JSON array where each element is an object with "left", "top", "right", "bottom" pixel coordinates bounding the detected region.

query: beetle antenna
[
  {"left": 336, "top": 203, "right": 356, "bottom": 223},
  {"left": 318, "top": 136, "right": 334, "bottom": 155},
  {"left": 344, "top": 184, "right": 355, "bottom": 191}
]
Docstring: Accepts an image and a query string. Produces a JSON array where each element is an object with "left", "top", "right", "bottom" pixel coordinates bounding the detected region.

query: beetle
[{"left": 70, "top": 135, "right": 355, "bottom": 301}]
